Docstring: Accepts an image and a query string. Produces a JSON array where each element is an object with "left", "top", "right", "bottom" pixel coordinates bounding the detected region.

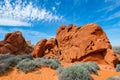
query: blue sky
[{"left": 0, "top": 0, "right": 120, "bottom": 46}]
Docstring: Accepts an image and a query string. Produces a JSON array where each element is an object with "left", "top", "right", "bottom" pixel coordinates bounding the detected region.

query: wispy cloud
[
  {"left": 0, "top": 28, "right": 55, "bottom": 44},
  {"left": 13, "top": 29, "right": 55, "bottom": 39},
  {"left": 0, "top": 0, "right": 62, "bottom": 26},
  {"left": 0, "top": 18, "right": 31, "bottom": 26},
  {"left": 106, "top": 11, "right": 120, "bottom": 20},
  {"left": 97, "top": 0, "right": 120, "bottom": 13},
  {"left": 111, "top": 21, "right": 120, "bottom": 27},
  {"left": 95, "top": 0, "right": 120, "bottom": 23}
]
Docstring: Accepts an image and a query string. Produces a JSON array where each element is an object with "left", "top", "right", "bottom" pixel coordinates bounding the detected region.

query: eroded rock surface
[
  {"left": 32, "top": 23, "right": 117, "bottom": 66},
  {"left": 0, "top": 31, "right": 33, "bottom": 54}
]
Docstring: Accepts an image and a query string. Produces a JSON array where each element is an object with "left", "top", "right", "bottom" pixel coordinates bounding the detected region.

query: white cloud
[
  {"left": 0, "top": 0, "right": 62, "bottom": 26},
  {"left": 0, "top": 18, "right": 31, "bottom": 26}
]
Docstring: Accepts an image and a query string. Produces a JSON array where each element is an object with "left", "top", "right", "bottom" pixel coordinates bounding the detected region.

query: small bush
[
  {"left": 57, "top": 66, "right": 64, "bottom": 74},
  {"left": 58, "top": 64, "right": 92, "bottom": 80},
  {"left": 0, "top": 63, "right": 10, "bottom": 74},
  {"left": 0, "top": 54, "right": 14, "bottom": 61},
  {"left": 86, "top": 61, "right": 100, "bottom": 70},
  {"left": 34, "top": 57, "right": 61, "bottom": 69},
  {"left": 16, "top": 59, "right": 37, "bottom": 73},
  {"left": 0, "top": 54, "right": 33, "bottom": 74},
  {"left": 73, "top": 62, "right": 100, "bottom": 75},
  {"left": 113, "top": 47, "right": 120, "bottom": 54},
  {"left": 107, "top": 76, "right": 120, "bottom": 80},
  {"left": 0, "top": 54, "right": 61, "bottom": 74},
  {"left": 116, "top": 64, "right": 120, "bottom": 72},
  {"left": 58, "top": 62, "right": 100, "bottom": 80},
  {"left": 16, "top": 57, "right": 61, "bottom": 73},
  {"left": 16, "top": 54, "right": 33, "bottom": 60},
  {"left": 0, "top": 54, "right": 33, "bottom": 67},
  {"left": 85, "top": 61, "right": 100, "bottom": 75}
]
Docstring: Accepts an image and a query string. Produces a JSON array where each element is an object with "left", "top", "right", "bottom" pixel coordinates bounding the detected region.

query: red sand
[
  {"left": 0, "top": 67, "right": 58, "bottom": 80},
  {"left": 0, "top": 63, "right": 120, "bottom": 80}
]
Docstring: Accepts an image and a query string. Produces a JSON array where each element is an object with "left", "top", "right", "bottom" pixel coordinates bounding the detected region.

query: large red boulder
[
  {"left": 32, "top": 23, "right": 117, "bottom": 66},
  {"left": 32, "top": 39, "right": 47, "bottom": 57},
  {"left": 0, "top": 31, "right": 33, "bottom": 54}
]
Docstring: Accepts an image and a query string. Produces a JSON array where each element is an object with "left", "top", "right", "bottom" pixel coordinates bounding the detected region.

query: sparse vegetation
[
  {"left": 72, "top": 62, "right": 100, "bottom": 75},
  {"left": 16, "top": 59, "right": 37, "bottom": 73},
  {"left": 0, "top": 54, "right": 33, "bottom": 67},
  {"left": 0, "top": 54, "right": 33, "bottom": 74},
  {"left": 0, "top": 54, "right": 61, "bottom": 74},
  {"left": 107, "top": 76, "right": 120, "bottom": 80},
  {"left": 113, "top": 46, "right": 120, "bottom": 54},
  {"left": 0, "top": 63, "right": 10, "bottom": 74},
  {"left": 16, "top": 57, "right": 61, "bottom": 73},
  {"left": 0, "top": 54, "right": 14, "bottom": 61},
  {"left": 58, "top": 61, "right": 100, "bottom": 80},
  {"left": 34, "top": 57, "right": 61, "bottom": 69},
  {"left": 58, "top": 64, "right": 92, "bottom": 80},
  {"left": 116, "top": 64, "right": 120, "bottom": 72}
]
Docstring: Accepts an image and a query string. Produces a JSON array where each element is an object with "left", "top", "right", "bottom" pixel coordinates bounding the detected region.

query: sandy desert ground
[{"left": 0, "top": 62, "right": 120, "bottom": 80}]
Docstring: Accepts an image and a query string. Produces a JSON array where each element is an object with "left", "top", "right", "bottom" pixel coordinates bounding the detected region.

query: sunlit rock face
[
  {"left": 0, "top": 31, "right": 33, "bottom": 54},
  {"left": 32, "top": 23, "right": 117, "bottom": 67}
]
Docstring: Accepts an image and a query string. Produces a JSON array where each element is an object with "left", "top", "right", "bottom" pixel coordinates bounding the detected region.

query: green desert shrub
[
  {"left": 0, "top": 54, "right": 61, "bottom": 74},
  {"left": 0, "top": 63, "right": 10, "bottom": 74},
  {"left": 16, "top": 54, "right": 33, "bottom": 60},
  {"left": 107, "top": 76, "right": 120, "bottom": 80},
  {"left": 0, "top": 54, "right": 14, "bottom": 61},
  {"left": 57, "top": 66, "right": 64, "bottom": 74},
  {"left": 34, "top": 57, "right": 61, "bottom": 69},
  {"left": 16, "top": 57, "right": 61, "bottom": 73},
  {"left": 0, "top": 54, "right": 33, "bottom": 67},
  {"left": 85, "top": 61, "right": 100, "bottom": 75},
  {"left": 58, "top": 61, "right": 100, "bottom": 80},
  {"left": 0, "top": 54, "right": 33, "bottom": 74},
  {"left": 113, "top": 46, "right": 120, "bottom": 54},
  {"left": 16, "top": 59, "right": 37, "bottom": 73},
  {"left": 73, "top": 62, "right": 100, "bottom": 75},
  {"left": 58, "top": 64, "right": 92, "bottom": 80},
  {"left": 86, "top": 61, "right": 100, "bottom": 70},
  {"left": 116, "top": 64, "right": 120, "bottom": 72}
]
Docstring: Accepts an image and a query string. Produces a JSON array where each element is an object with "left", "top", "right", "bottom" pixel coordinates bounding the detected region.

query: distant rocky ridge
[
  {"left": 0, "top": 31, "right": 33, "bottom": 54},
  {"left": 32, "top": 23, "right": 118, "bottom": 67}
]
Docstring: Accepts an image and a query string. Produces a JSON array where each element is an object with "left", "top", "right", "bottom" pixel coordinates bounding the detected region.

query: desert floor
[{"left": 0, "top": 62, "right": 120, "bottom": 80}]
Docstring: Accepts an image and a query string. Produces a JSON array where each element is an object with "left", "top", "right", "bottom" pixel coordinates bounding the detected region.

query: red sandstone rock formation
[
  {"left": 32, "top": 23, "right": 117, "bottom": 66},
  {"left": 0, "top": 31, "right": 33, "bottom": 54},
  {"left": 32, "top": 39, "right": 47, "bottom": 57}
]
